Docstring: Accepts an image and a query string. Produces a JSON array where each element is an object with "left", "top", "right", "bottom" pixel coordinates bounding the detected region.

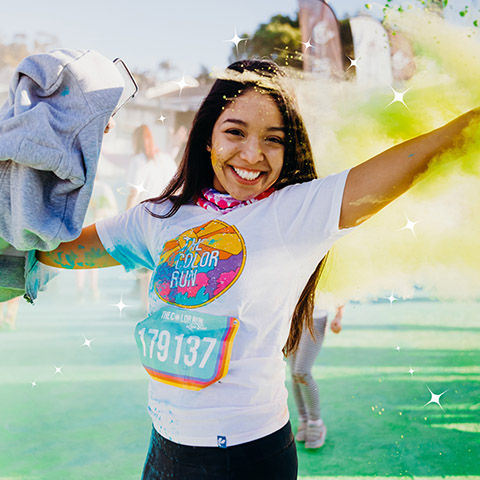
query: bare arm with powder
[
  {"left": 339, "top": 108, "right": 480, "bottom": 229},
  {"left": 37, "top": 224, "right": 120, "bottom": 269}
]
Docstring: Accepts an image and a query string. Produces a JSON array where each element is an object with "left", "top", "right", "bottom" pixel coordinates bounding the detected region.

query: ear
[{"left": 206, "top": 142, "right": 212, "bottom": 152}]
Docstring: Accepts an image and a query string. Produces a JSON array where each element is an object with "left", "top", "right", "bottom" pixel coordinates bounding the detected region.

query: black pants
[{"left": 141, "top": 421, "right": 298, "bottom": 480}]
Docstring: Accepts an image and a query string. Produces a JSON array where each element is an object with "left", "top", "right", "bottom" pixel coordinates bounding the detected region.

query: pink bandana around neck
[{"left": 196, "top": 187, "right": 275, "bottom": 214}]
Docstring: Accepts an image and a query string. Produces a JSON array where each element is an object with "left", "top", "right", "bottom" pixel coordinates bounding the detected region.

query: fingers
[{"left": 104, "top": 118, "right": 116, "bottom": 134}]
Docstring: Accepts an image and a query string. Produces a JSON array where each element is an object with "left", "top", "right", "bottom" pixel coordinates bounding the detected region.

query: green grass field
[{"left": 1, "top": 267, "right": 479, "bottom": 479}]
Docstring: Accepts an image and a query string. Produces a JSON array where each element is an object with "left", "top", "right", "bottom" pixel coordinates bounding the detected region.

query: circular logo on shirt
[{"left": 153, "top": 220, "right": 246, "bottom": 308}]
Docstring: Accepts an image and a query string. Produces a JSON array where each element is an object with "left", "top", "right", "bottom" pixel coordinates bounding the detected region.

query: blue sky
[{"left": 0, "top": 0, "right": 477, "bottom": 75}]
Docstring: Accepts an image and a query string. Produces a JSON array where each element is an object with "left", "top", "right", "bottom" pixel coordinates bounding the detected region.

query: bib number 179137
[{"left": 135, "top": 307, "right": 239, "bottom": 390}]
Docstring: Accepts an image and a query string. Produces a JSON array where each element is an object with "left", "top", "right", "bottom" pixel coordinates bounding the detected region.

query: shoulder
[
  {"left": 138, "top": 198, "right": 175, "bottom": 218},
  {"left": 273, "top": 171, "right": 348, "bottom": 201}
]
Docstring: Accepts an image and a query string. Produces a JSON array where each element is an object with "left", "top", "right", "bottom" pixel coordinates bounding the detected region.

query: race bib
[{"left": 135, "top": 306, "right": 239, "bottom": 390}]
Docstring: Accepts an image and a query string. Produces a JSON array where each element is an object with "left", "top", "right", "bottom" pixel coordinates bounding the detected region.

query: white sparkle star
[
  {"left": 347, "top": 56, "right": 360, "bottom": 69},
  {"left": 424, "top": 386, "right": 448, "bottom": 410},
  {"left": 31, "top": 381, "right": 37, "bottom": 387},
  {"left": 82, "top": 336, "right": 94, "bottom": 350},
  {"left": 395, "top": 345, "right": 401, "bottom": 351},
  {"left": 302, "top": 38, "right": 314, "bottom": 52},
  {"left": 157, "top": 114, "right": 167, "bottom": 123},
  {"left": 173, "top": 74, "right": 194, "bottom": 95},
  {"left": 400, "top": 214, "right": 420, "bottom": 237},
  {"left": 111, "top": 295, "right": 131, "bottom": 317},
  {"left": 225, "top": 26, "right": 248, "bottom": 54},
  {"left": 129, "top": 181, "right": 148, "bottom": 198},
  {"left": 54, "top": 365, "right": 63, "bottom": 375},
  {"left": 387, "top": 292, "right": 397, "bottom": 305},
  {"left": 386, "top": 86, "right": 410, "bottom": 109},
  {"left": 408, "top": 367, "right": 415, "bottom": 375}
]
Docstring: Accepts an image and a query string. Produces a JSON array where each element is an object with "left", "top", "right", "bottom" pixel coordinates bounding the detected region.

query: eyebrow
[{"left": 222, "top": 118, "right": 285, "bottom": 132}]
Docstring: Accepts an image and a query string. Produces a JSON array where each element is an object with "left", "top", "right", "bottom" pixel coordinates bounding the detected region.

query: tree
[
  {"left": 0, "top": 32, "right": 59, "bottom": 71},
  {"left": 230, "top": 14, "right": 303, "bottom": 69}
]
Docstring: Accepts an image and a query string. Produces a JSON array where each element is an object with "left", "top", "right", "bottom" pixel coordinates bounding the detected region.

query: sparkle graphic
[
  {"left": 82, "top": 336, "right": 94, "bottom": 350},
  {"left": 157, "top": 114, "right": 167, "bottom": 123},
  {"left": 424, "top": 386, "right": 448, "bottom": 411},
  {"left": 387, "top": 292, "right": 397, "bottom": 305},
  {"left": 386, "top": 86, "right": 410, "bottom": 109},
  {"left": 302, "top": 38, "right": 314, "bottom": 51},
  {"left": 347, "top": 56, "right": 360, "bottom": 69},
  {"left": 31, "top": 381, "right": 37, "bottom": 387},
  {"left": 173, "top": 74, "right": 194, "bottom": 95},
  {"left": 54, "top": 366, "right": 63, "bottom": 375},
  {"left": 111, "top": 295, "right": 131, "bottom": 317},
  {"left": 400, "top": 214, "right": 420, "bottom": 237},
  {"left": 225, "top": 26, "right": 248, "bottom": 54},
  {"left": 408, "top": 367, "right": 415, "bottom": 375},
  {"left": 395, "top": 345, "right": 401, "bottom": 351},
  {"left": 129, "top": 181, "right": 148, "bottom": 198}
]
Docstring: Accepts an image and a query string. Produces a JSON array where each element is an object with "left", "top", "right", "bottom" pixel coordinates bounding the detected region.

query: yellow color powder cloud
[{"left": 294, "top": 9, "right": 480, "bottom": 304}]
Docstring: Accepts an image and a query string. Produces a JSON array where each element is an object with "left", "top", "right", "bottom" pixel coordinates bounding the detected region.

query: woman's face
[{"left": 209, "top": 89, "right": 285, "bottom": 201}]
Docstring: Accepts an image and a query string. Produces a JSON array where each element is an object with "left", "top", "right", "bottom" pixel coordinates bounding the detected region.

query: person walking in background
[
  {"left": 125, "top": 125, "right": 177, "bottom": 311},
  {"left": 290, "top": 305, "right": 343, "bottom": 449},
  {"left": 126, "top": 124, "right": 177, "bottom": 209}
]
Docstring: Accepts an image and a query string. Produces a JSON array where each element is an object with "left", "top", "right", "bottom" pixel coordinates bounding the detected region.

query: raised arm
[
  {"left": 339, "top": 108, "right": 480, "bottom": 229},
  {"left": 37, "top": 223, "right": 120, "bottom": 269}
]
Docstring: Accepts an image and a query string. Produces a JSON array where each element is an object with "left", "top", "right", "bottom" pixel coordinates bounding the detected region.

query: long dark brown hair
[{"left": 146, "top": 59, "right": 328, "bottom": 356}]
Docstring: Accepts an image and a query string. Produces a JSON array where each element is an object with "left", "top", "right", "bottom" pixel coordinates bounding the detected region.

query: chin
[{"left": 231, "top": 190, "right": 259, "bottom": 201}]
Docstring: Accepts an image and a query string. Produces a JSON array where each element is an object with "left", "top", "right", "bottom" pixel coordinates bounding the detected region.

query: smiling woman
[
  {"left": 35, "top": 58, "right": 480, "bottom": 479},
  {"left": 209, "top": 89, "right": 286, "bottom": 200}
]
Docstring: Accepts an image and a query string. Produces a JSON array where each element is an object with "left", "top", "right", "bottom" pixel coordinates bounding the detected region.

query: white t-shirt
[
  {"left": 96, "top": 169, "right": 351, "bottom": 447},
  {"left": 126, "top": 152, "right": 177, "bottom": 204}
]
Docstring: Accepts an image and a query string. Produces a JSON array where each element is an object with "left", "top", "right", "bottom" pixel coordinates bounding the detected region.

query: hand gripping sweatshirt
[
  {"left": 0, "top": 49, "right": 124, "bottom": 302},
  {"left": 0, "top": 48, "right": 124, "bottom": 252}
]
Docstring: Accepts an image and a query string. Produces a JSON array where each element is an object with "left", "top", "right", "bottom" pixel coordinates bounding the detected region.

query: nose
[{"left": 238, "top": 137, "right": 263, "bottom": 165}]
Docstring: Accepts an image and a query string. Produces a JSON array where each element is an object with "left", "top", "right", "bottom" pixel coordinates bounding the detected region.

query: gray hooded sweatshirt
[
  {"left": 0, "top": 48, "right": 123, "bottom": 251},
  {"left": 0, "top": 49, "right": 124, "bottom": 301}
]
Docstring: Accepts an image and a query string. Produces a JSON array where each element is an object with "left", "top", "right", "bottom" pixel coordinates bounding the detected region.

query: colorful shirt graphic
[{"left": 153, "top": 220, "right": 246, "bottom": 308}]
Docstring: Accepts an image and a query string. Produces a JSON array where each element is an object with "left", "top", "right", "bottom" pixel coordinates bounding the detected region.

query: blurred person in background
[
  {"left": 289, "top": 304, "right": 343, "bottom": 449},
  {"left": 126, "top": 125, "right": 177, "bottom": 209},
  {"left": 126, "top": 125, "right": 177, "bottom": 311}
]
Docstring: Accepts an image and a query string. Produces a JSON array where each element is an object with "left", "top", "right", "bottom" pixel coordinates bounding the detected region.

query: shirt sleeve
[
  {"left": 274, "top": 169, "right": 353, "bottom": 269},
  {"left": 95, "top": 203, "right": 157, "bottom": 271}
]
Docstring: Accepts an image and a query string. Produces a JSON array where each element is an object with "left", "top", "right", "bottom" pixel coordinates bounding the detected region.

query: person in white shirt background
[{"left": 125, "top": 124, "right": 177, "bottom": 311}]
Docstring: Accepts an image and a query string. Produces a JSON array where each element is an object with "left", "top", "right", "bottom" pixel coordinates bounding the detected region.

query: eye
[
  {"left": 225, "top": 128, "right": 244, "bottom": 137},
  {"left": 265, "top": 136, "right": 284, "bottom": 145}
]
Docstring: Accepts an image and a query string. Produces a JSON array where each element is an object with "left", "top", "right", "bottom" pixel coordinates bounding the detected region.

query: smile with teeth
[{"left": 232, "top": 166, "right": 262, "bottom": 181}]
